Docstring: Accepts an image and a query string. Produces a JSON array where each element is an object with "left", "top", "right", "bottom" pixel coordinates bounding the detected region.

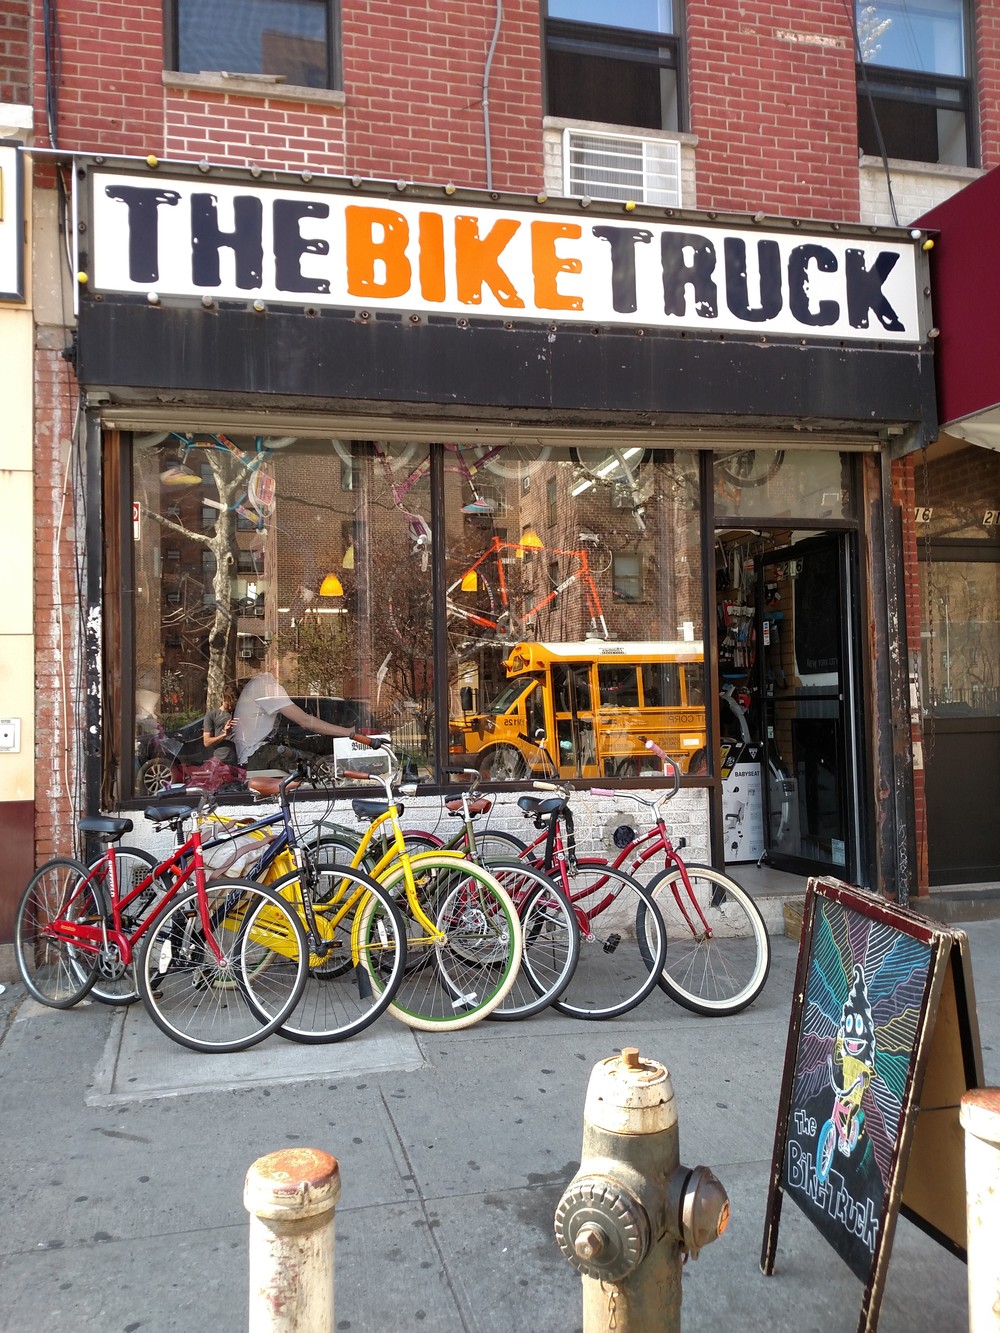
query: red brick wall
[
  {"left": 0, "top": 1, "right": 30, "bottom": 105},
  {"left": 976, "top": 3, "right": 1000, "bottom": 170},
  {"left": 342, "top": 0, "right": 544, "bottom": 190},
  {"left": 33, "top": 1, "right": 544, "bottom": 189},
  {"left": 33, "top": 347, "right": 85, "bottom": 861},
  {"left": 686, "top": 0, "right": 860, "bottom": 221}
]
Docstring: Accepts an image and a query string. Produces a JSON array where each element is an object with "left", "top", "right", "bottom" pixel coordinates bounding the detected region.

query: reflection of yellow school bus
[{"left": 451, "top": 640, "right": 706, "bottom": 780}]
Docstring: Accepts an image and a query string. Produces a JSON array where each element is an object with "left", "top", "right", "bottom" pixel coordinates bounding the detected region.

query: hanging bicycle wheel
[
  {"left": 569, "top": 446, "right": 652, "bottom": 485},
  {"left": 483, "top": 860, "right": 580, "bottom": 1020},
  {"left": 552, "top": 860, "right": 667, "bottom": 1021},
  {"left": 480, "top": 442, "right": 552, "bottom": 480},
  {"left": 15, "top": 858, "right": 100, "bottom": 1008},
  {"left": 264, "top": 866, "right": 407, "bottom": 1044},
  {"left": 715, "top": 449, "right": 784, "bottom": 488},
  {"left": 86, "top": 846, "right": 167, "bottom": 1005},
  {"left": 137, "top": 879, "right": 308, "bottom": 1053},
  {"left": 366, "top": 854, "right": 522, "bottom": 1031},
  {"left": 643, "top": 864, "right": 771, "bottom": 1016}
]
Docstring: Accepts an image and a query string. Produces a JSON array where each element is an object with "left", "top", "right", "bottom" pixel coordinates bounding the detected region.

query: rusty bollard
[
  {"left": 244, "top": 1147, "right": 341, "bottom": 1332},
  {"left": 960, "top": 1089, "right": 1000, "bottom": 1332},
  {"left": 555, "top": 1047, "right": 730, "bottom": 1332}
]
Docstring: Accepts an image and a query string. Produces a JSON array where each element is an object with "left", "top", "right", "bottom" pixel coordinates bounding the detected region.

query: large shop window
[
  {"left": 170, "top": 0, "right": 337, "bottom": 90},
  {"left": 855, "top": 0, "right": 973, "bottom": 167},
  {"left": 130, "top": 437, "right": 703, "bottom": 795},
  {"left": 545, "top": 1, "right": 681, "bottom": 133}
]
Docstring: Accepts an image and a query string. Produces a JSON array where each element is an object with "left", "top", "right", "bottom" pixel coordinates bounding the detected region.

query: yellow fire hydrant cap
[{"left": 584, "top": 1047, "right": 677, "bottom": 1135}]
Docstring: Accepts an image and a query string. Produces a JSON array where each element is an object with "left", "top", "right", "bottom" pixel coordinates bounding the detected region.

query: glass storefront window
[
  {"left": 129, "top": 435, "right": 704, "bottom": 792},
  {"left": 712, "top": 449, "right": 856, "bottom": 521}
]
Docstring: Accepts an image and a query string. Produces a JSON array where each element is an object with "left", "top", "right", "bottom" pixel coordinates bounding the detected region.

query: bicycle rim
[
  {"left": 483, "top": 860, "right": 580, "bottom": 1021},
  {"left": 646, "top": 865, "right": 771, "bottom": 1015},
  {"left": 86, "top": 847, "right": 164, "bottom": 1005},
  {"left": 138, "top": 880, "right": 307, "bottom": 1053},
  {"left": 269, "top": 868, "right": 408, "bottom": 1044},
  {"left": 16, "top": 858, "right": 100, "bottom": 1008},
  {"left": 380, "top": 855, "right": 522, "bottom": 1030},
  {"left": 474, "top": 830, "right": 529, "bottom": 861},
  {"left": 552, "top": 860, "right": 667, "bottom": 1021}
]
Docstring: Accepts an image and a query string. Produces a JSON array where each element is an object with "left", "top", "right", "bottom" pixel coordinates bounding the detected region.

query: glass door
[{"left": 759, "top": 533, "right": 858, "bottom": 876}]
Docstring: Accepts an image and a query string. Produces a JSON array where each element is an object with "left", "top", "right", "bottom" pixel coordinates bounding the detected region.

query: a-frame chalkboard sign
[{"left": 761, "top": 876, "right": 984, "bottom": 1332}]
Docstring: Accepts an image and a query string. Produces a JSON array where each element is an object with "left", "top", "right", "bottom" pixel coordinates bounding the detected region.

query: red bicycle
[
  {"left": 590, "top": 740, "right": 771, "bottom": 1014},
  {"left": 14, "top": 793, "right": 309, "bottom": 1052}
]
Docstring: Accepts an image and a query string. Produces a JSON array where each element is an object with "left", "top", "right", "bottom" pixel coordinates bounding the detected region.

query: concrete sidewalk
[{"left": 0, "top": 916, "right": 997, "bottom": 1333}]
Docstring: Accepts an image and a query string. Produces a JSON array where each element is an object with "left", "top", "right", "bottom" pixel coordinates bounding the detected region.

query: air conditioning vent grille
[{"left": 564, "top": 131, "right": 681, "bottom": 207}]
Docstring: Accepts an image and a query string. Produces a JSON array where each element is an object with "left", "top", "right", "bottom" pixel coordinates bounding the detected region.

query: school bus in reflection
[{"left": 450, "top": 640, "right": 707, "bottom": 780}]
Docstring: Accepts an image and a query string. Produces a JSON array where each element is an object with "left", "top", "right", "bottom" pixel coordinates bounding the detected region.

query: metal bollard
[
  {"left": 960, "top": 1089, "right": 1000, "bottom": 1332},
  {"left": 244, "top": 1147, "right": 341, "bottom": 1333},
  {"left": 554, "top": 1048, "right": 730, "bottom": 1332}
]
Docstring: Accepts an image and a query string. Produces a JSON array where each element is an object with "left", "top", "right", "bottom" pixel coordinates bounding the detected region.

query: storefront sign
[
  {"left": 0, "top": 142, "right": 25, "bottom": 302},
  {"left": 86, "top": 168, "right": 924, "bottom": 343}
]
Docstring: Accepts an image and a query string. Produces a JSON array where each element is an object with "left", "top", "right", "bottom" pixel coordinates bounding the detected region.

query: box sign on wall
[
  {"left": 0, "top": 142, "right": 25, "bottom": 303},
  {"left": 84, "top": 166, "right": 924, "bottom": 343}
]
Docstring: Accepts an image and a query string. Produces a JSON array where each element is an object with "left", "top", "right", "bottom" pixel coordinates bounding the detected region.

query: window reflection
[{"left": 130, "top": 435, "right": 704, "bottom": 792}]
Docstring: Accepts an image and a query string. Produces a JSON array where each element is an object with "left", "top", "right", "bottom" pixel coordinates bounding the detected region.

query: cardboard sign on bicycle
[{"left": 761, "top": 876, "right": 984, "bottom": 1333}]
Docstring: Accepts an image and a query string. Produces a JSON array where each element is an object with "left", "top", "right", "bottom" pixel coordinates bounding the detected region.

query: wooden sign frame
[{"left": 761, "top": 876, "right": 984, "bottom": 1332}]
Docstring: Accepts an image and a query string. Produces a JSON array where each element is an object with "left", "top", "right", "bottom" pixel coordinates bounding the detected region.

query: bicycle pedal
[{"left": 602, "top": 932, "right": 621, "bottom": 955}]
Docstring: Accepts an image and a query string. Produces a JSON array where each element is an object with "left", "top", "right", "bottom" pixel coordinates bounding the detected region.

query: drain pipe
[{"left": 483, "top": 0, "right": 503, "bottom": 191}]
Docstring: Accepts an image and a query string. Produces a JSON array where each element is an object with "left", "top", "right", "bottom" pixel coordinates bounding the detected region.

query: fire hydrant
[{"left": 554, "top": 1048, "right": 730, "bottom": 1331}]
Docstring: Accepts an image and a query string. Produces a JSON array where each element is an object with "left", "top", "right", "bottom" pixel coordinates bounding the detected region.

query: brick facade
[{"left": 17, "top": 0, "right": 1000, "bottom": 894}]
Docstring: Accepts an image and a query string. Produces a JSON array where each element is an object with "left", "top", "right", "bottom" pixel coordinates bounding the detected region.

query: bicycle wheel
[
  {"left": 644, "top": 865, "right": 771, "bottom": 1016},
  {"left": 473, "top": 829, "right": 528, "bottom": 861},
  {"left": 15, "top": 858, "right": 100, "bottom": 1008},
  {"left": 86, "top": 847, "right": 166, "bottom": 1005},
  {"left": 569, "top": 446, "right": 652, "bottom": 485},
  {"left": 483, "top": 860, "right": 580, "bottom": 1020},
  {"left": 552, "top": 860, "right": 667, "bottom": 1021},
  {"left": 367, "top": 854, "right": 522, "bottom": 1031},
  {"left": 265, "top": 866, "right": 407, "bottom": 1044},
  {"left": 137, "top": 879, "right": 308, "bottom": 1053},
  {"left": 715, "top": 449, "right": 784, "bottom": 488}
]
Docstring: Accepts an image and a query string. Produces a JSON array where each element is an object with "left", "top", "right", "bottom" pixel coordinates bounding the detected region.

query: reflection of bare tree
[
  {"left": 856, "top": 5, "right": 891, "bottom": 61},
  {"left": 147, "top": 448, "right": 243, "bottom": 710}
]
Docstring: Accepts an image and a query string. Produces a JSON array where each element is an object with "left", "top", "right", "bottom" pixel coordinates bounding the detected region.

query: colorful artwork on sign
[{"left": 782, "top": 895, "right": 932, "bottom": 1282}]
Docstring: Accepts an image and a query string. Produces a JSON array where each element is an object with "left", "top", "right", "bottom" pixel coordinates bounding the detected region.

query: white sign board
[
  {"left": 86, "top": 168, "right": 924, "bottom": 343},
  {"left": 0, "top": 142, "right": 25, "bottom": 302}
]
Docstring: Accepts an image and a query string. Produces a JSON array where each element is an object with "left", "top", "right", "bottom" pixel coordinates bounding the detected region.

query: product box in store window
[
  {"left": 721, "top": 741, "right": 765, "bottom": 863},
  {"left": 330, "top": 733, "right": 392, "bottom": 780}
]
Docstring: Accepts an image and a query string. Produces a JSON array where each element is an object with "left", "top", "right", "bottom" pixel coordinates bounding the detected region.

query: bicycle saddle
[
  {"left": 79, "top": 815, "right": 133, "bottom": 839},
  {"left": 249, "top": 776, "right": 301, "bottom": 798},
  {"left": 145, "top": 803, "right": 198, "bottom": 823},
  {"left": 517, "top": 795, "right": 567, "bottom": 817},
  {"left": 351, "top": 799, "right": 404, "bottom": 821},
  {"left": 445, "top": 797, "right": 492, "bottom": 816}
]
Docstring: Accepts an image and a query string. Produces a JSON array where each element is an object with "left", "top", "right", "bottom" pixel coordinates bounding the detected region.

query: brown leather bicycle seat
[
  {"left": 445, "top": 797, "right": 492, "bottom": 816},
  {"left": 248, "top": 776, "right": 301, "bottom": 798}
]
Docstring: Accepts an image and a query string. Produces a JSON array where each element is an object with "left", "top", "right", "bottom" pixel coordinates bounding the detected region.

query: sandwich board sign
[{"left": 761, "top": 876, "right": 984, "bottom": 1332}]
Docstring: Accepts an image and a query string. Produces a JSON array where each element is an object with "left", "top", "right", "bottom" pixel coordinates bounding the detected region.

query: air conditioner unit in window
[
  {"left": 564, "top": 130, "right": 681, "bottom": 208},
  {"left": 240, "top": 646, "right": 256, "bottom": 659}
]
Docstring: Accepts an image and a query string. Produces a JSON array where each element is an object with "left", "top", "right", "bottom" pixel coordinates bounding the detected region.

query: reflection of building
[{"left": 9, "top": 0, "right": 1000, "bottom": 965}]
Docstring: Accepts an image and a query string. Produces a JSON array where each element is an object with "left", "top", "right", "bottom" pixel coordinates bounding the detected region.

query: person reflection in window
[
  {"left": 203, "top": 684, "right": 239, "bottom": 764},
  {"left": 233, "top": 671, "right": 361, "bottom": 771}
]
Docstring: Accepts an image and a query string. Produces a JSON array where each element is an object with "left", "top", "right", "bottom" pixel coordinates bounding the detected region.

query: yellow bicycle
[{"left": 313, "top": 741, "right": 523, "bottom": 1032}]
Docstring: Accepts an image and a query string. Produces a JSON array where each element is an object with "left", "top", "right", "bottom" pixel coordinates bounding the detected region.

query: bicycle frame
[
  {"left": 52, "top": 821, "right": 225, "bottom": 966},
  {"left": 452, "top": 536, "right": 609, "bottom": 640}
]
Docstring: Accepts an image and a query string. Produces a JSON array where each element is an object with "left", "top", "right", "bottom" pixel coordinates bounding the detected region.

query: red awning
[{"left": 917, "top": 165, "right": 1000, "bottom": 446}]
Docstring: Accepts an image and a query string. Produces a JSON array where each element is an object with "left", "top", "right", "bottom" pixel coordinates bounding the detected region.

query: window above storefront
[
  {"left": 544, "top": 1, "right": 682, "bottom": 134},
  {"left": 168, "top": 0, "right": 338, "bottom": 91},
  {"left": 855, "top": 0, "right": 973, "bottom": 167}
]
